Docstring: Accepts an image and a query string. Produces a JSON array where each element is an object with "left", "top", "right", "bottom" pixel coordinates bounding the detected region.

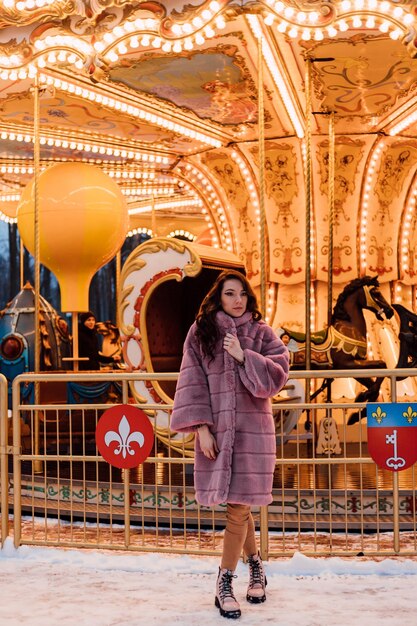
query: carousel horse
[
  {"left": 392, "top": 303, "right": 417, "bottom": 370},
  {"left": 95, "top": 320, "right": 124, "bottom": 367},
  {"left": 282, "top": 276, "right": 394, "bottom": 424}
]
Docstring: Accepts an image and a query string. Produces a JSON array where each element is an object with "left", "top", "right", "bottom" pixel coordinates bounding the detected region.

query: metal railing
[
  {"left": 272, "top": 368, "right": 417, "bottom": 557},
  {"left": 0, "top": 373, "right": 8, "bottom": 546},
  {"left": 1, "top": 368, "right": 417, "bottom": 557}
]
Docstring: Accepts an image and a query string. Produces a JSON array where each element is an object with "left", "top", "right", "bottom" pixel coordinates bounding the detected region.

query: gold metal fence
[
  {"left": 3, "top": 369, "right": 417, "bottom": 557},
  {"left": 0, "top": 373, "right": 8, "bottom": 546},
  {"left": 11, "top": 371, "right": 223, "bottom": 556},
  {"left": 271, "top": 369, "right": 417, "bottom": 557}
]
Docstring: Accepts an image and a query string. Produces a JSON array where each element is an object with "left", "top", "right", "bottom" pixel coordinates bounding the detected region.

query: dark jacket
[{"left": 78, "top": 324, "right": 114, "bottom": 371}]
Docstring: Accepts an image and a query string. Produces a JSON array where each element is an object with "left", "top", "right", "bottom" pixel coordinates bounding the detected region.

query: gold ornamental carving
[
  {"left": 304, "top": 36, "right": 417, "bottom": 120},
  {"left": 251, "top": 143, "right": 298, "bottom": 232},
  {"left": 368, "top": 235, "right": 393, "bottom": 276},
  {"left": 201, "top": 150, "right": 253, "bottom": 228},
  {"left": 0, "top": 1, "right": 148, "bottom": 28},
  {"left": 239, "top": 241, "right": 259, "bottom": 280},
  {"left": 316, "top": 137, "right": 364, "bottom": 225},
  {"left": 375, "top": 143, "right": 417, "bottom": 211},
  {"left": 321, "top": 235, "right": 352, "bottom": 276}
]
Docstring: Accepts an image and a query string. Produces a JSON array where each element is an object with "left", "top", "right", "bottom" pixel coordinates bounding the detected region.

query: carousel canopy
[{"left": 0, "top": 1, "right": 417, "bottom": 325}]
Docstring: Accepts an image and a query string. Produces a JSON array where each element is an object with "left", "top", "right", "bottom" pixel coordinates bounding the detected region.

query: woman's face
[
  {"left": 83, "top": 316, "right": 96, "bottom": 330},
  {"left": 220, "top": 279, "right": 248, "bottom": 317}
]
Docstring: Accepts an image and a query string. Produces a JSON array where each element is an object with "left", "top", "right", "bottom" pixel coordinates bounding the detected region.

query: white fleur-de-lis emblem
[{"left": 104, "top": 415, "right": 144, "bottom": 458}]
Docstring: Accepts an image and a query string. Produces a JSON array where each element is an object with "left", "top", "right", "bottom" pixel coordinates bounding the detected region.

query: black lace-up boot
[
  {"left": 246, "top": 552, "right": 267, "bottom": 603},
  {"left": 215, "top": 567, "right": 241, "bottom": 619}
]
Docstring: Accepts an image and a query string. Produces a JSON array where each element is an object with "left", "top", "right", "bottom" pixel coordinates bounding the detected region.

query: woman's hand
[
  {"left": 223, "top": 332, "right": 245, "bottom": 364},
  {"left": 197, "top": 425, "right": 219, "bottom": 460}
]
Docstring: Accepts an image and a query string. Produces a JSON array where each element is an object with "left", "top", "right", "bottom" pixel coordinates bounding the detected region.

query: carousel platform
[
  {"left": 11, "top": 482, "right": 416, "bottom": 532},
  {"left": 11, "top": 460, "right": 417, "bottom": 533}
]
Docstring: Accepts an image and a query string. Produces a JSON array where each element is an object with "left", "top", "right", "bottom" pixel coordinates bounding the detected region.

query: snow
[{"left": 1, "top": 538, "right": 417, "bottom": 625}]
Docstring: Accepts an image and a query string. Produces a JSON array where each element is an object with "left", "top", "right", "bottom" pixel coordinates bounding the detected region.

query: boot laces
[
  {"left": 248, "top": 556, "right": 264, "bottom": 588},
  {"left": 219, "top": 570, "right": 237, "bottom": 601}
]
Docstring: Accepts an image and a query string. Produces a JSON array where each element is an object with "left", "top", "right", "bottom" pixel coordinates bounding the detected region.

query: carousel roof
[{"left": 0, "top": 1, "right": 417, "bottom": 311}]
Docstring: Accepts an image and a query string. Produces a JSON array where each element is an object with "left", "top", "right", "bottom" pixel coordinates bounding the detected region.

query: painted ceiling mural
[
  {"left": 0, "top": 1, "right": 417, "bottom": 329},
  {"left": 307, "top": 36, "right": 417, "bottom": 126},
  {"left": 111, "top": 48, "right": 259, "bottom": 127}
]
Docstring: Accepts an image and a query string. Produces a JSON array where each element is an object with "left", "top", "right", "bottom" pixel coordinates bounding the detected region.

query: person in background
[
  {"left": 280, "top": 331, "right": 290, "bottom": 346},
  {"left": 170, "top": 270, "right": 289, "bottom": 620},
  {"left": 77, "top": 311, "right": 121, "bottom": 371},
  {"left": 275, "top": 328, "right": 298, "bottom": 353}
]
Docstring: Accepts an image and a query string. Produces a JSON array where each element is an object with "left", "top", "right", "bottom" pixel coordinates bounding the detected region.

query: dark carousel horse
[
  {"left": 282, "top": 276, "right": 394, "bottom": 424},
  {"left": 392, "top": 303, "right": 417, "bottom": 370}
]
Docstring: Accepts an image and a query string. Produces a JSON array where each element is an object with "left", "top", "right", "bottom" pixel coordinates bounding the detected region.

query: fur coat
[{"left": 170, "top": 310, "right": 289, "bottom": 507}]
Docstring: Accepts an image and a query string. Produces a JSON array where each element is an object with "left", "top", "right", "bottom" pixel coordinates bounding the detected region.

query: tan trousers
[{"left": 221, "top": 503, "right": 258, "bottom": 571}]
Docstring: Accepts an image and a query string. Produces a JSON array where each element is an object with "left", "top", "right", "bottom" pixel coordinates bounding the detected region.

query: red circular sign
[{"left": 96, "top": 404, "right": 154, "bottom": 469}]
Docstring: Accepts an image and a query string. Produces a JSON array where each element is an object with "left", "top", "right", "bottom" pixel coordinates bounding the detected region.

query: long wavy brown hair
[{"left": 195, "top": 270, "right": 262, "bottom": 359}]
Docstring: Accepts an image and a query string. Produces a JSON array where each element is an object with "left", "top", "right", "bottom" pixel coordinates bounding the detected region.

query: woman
[
  {"left": 78, "top": 312, "right": 120, "bottom": 371},
  {"left": 171, "top": 270, "right": 289, "bottom": 619}
]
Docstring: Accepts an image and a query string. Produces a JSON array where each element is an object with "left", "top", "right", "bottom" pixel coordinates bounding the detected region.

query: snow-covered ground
[{"left": 1, "top": 538, "right": 417, "bottom": 625}]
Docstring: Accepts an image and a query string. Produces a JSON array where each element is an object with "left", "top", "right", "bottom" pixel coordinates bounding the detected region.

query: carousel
[
  {"left": 0, "top": 2, "right": 416, "bottom": 350},
  {"left": 1, "top": 0, "right": 417, "bottom": 545}
]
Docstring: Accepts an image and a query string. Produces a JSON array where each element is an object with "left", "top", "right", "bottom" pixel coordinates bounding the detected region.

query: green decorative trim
[
  {"left": 13, "top": 478, "right": 416, "bottom": 518},
  {"left": 276, "top": 494, "right": 401, "bottom": 515}
]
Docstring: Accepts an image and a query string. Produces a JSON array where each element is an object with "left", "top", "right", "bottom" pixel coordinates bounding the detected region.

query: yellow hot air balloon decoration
[{"left": 17, "top": 162, "right": 129, "bottom": 311}]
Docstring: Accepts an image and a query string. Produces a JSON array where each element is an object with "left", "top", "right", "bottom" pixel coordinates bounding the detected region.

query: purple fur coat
[{"left": 170, "top": 310, "right": 290, "bottom": 507}]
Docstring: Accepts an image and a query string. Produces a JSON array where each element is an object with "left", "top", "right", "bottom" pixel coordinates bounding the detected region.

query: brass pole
[
  {"left": 124, "top": 467, "right": 131, "bottom": 547},
  {"left": 121, "top": 382, "right": 131, "bottom": 547},
  {"left": 72, "top": 312, "right": 80, "bottom": 372},
  {"left": 33, "top": 72, "right": 42, "bottom": 474},
  {"left": 258, "top": 34, "right": 267, "bottom": 317},
  {"left": 62, "top": 311, "right": 89, "bottom": 370},
  {"left": 116, "top": 251, "right": 121, "bottom": 327},
  {"left": 151, "top": 193, "right": 157, "bottom": 238},
  {"left": 391, "top": 376, "right": 400, "bottom": 553},
  {"left": 392, "top": 472, "right": 400, "bottom": 553},
  {"left": 0, "top": 374, "right": 9, "bottom": 545},
  {"left": 33, "top": 74, "right": 41, "bottom": 377},
  {"left": 257, "top": 34, "right": 269, "bottom": 555},
  {"left": 304, "top": 58, "right": 313, "bottom": 397},
  {"left": 12, "top": 379, "right": 22, "bottom": 547},
  {"left": 327, "top": 112, "right": 335, "bottom": 328},
  {"left": 20, "top": 242, "right": 24, "bottom": 289}
]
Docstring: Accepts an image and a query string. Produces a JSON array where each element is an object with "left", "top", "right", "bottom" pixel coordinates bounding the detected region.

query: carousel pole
[
  {"left": 115, "top": 251, "right": 121, "bottom": 327},
  {"left": 258, "top": 33, "right": 267, "bottom": 317},
  {"left": 316, "top": 110, "right": 341, "bottom": 455},
  {"left": 327, "top": 111, "right": 335, "bottom": 328},
  {"left": 151, "top": 192, "right": 157, "bottom": 238},
  {"left": 33, "top": 71, "right": 42, "bottom": 473},
  {"left": 71, "top": 312, "right": 80, "bottom": 372},
  {"left": 20, "top": 244, "right": 24, "bottom": 289},
  {"left": 257, "top": 32, "right": 269, "bottom": 560},
  {"left": 304, "top": 58, "right": 313, "bottom": 399}
]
